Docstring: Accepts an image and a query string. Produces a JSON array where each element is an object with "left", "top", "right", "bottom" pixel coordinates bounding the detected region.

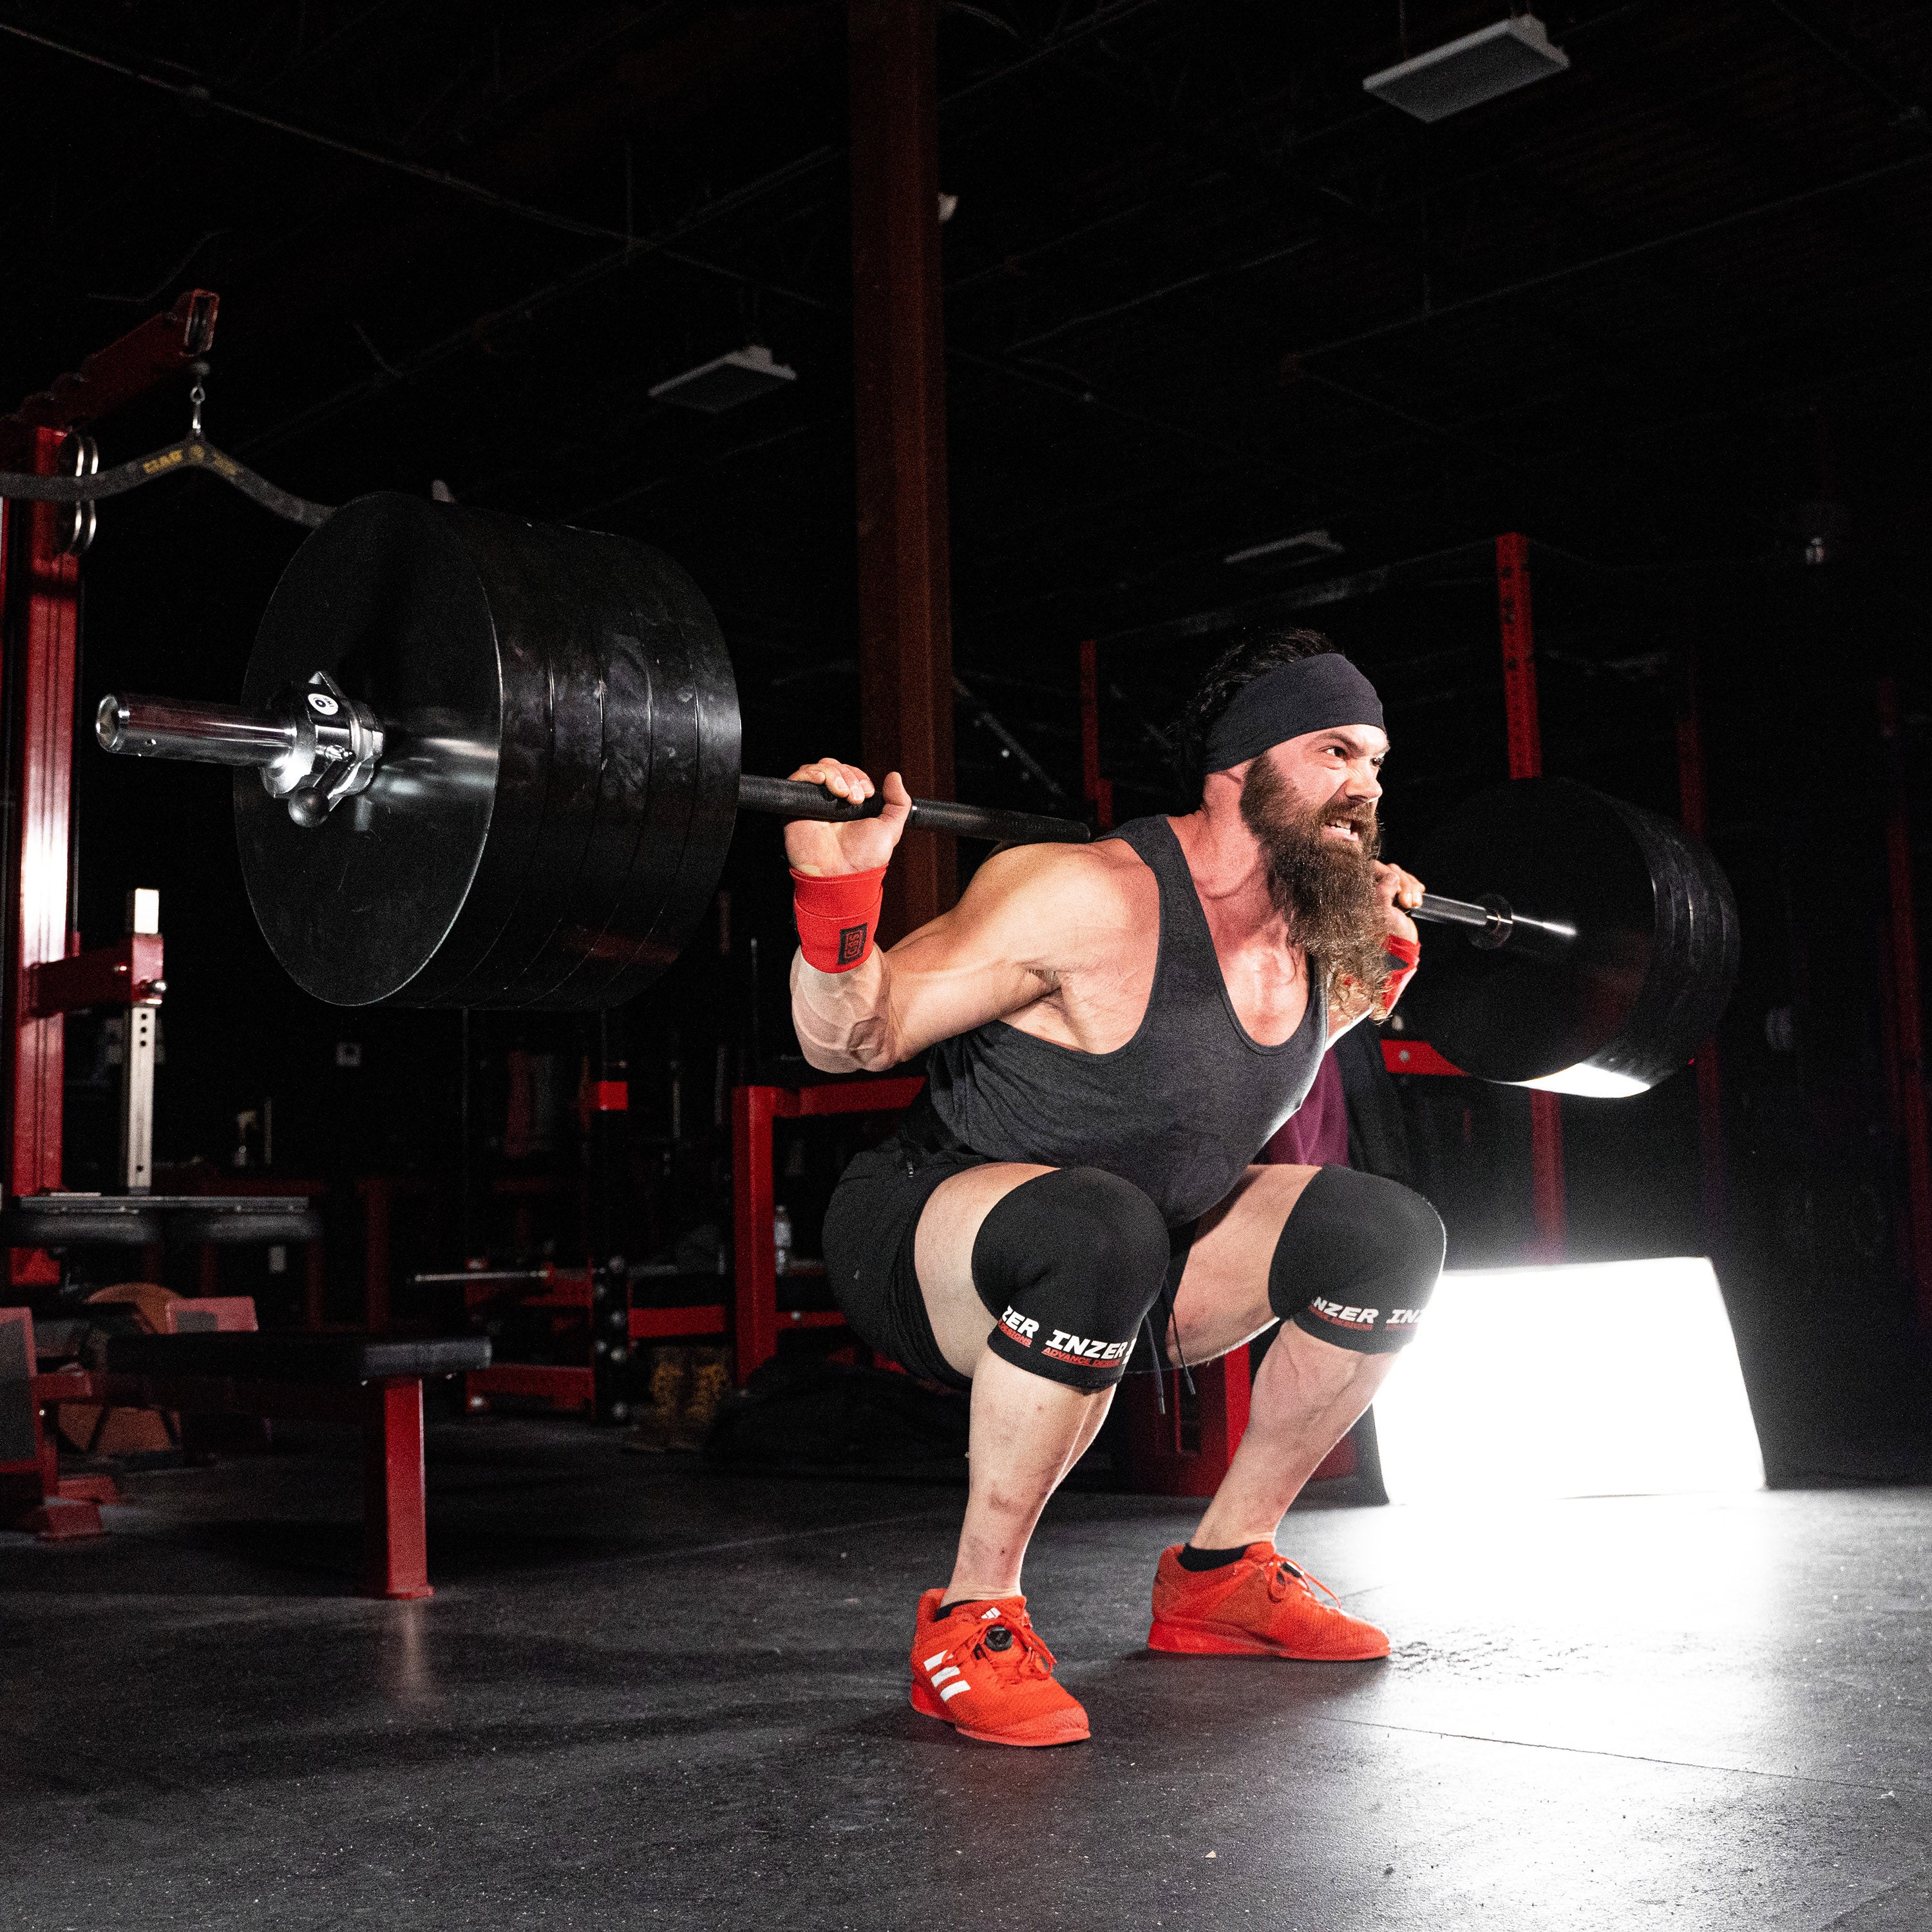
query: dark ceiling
[{"left": 6, "top": 3, "right": 1930, "bottom": 764}]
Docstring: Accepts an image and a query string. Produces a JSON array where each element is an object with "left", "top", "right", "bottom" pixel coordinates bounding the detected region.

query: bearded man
[{"left": 786, "top": 629, "right": 1444, "bottom": 1748}]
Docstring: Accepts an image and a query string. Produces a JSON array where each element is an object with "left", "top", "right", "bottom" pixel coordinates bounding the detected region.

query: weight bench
[{"left": 23, "top": 1326, "right": 489, "bottom": 1599}]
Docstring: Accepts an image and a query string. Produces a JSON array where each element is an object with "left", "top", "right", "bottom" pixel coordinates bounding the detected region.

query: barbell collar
[
  {"left": 99, "top": 685, "right": 384, "bottom": 826},
  {"left": 735, "top": 773, "right": 1091, "bottom": 845}
]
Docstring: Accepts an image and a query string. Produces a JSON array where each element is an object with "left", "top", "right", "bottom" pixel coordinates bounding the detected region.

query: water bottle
[{"left": 773, "top": 1203, "right": 793, "bottom": 1277}]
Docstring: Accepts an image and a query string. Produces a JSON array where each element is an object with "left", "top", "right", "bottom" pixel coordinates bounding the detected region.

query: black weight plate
[
  {"left": 544, "top": 553, "right": 741, "bottom": 1007},
  {"left": 239, "top": 494, "right": 506, "bottom": 1007},
  {"left": 237, "top": 494, "right": 739, "bottom": 1010},
  {"left": 1399, "top": 777, "right": 1737, "bottom": 1090},
  {"left": 490, "top": 529, "right": 738, "bottom": 1008},
  {"left": 1594, "top": 788, "right": 1739, "bottom": 1090}
]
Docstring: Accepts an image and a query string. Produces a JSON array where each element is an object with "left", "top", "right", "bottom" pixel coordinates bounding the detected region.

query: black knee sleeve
[
  {"left": 1271, "top": 1166, "right": 1444, "bottom": 1356},
  {"left": 973, "top": 1168, "right": 1171, "bottom": 1390}
]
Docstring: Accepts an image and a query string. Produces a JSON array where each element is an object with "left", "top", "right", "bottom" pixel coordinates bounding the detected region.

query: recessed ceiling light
[
  {"left": 1363, "top": 14, "right": 1569, "bottom": 124},
  {"left": 649, "top": 345, "right": 797, "bottom": 413}
]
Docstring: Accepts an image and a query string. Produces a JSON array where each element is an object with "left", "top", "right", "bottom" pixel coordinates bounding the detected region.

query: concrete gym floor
[{"left": 4, "top": 1418, "right": 1929, "bottom": 1931}]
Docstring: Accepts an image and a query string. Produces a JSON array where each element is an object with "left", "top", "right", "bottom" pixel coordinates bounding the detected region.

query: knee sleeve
[
  {"left": 1271, "top": 1167, "right": 1444, "bottom": 1356},
  {"left": 973, "top": 1168, "right": 1171, "bottom": 1390}
]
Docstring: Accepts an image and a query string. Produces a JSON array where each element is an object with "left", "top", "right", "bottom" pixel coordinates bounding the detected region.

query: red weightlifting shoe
[
  {"left": 1148, "top": 1543, "right": 1390, "bottom": 1660},
  {"left": 909, "top": 1589, "right": 1091, "bottom": 1747}
]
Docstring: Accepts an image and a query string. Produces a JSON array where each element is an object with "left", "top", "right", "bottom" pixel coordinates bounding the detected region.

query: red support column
[
  {"left": 1077, "top": 639, "right": 1114, "bottom": 829},
  {"left": 1496, "top": 533, "right": 1565, "bottom": 1256},
  {"left": 1120, "top": 1349, "right": 1254, "bottom": 1496},
  {"left": 849, "top": 0, "right": 956, "bottom": 942},
  {"left": 0, "top": 296, "right": 216, "bottom": 1291},
  {"left": 3, "top": 430, "right": 80, "bottom": 1264},
  {"left": 361, "top": 1378, "right": 432, "bottom": 1600},
  {"left": 1676, "top": 652, "right": 1726, "bottom": 1240},
  {"left": 731, "top": 1085, "right": 781, "bottom": 1384},
  {"left": 1877, "top": 677, "right": 1932, "bottom": 1325}
]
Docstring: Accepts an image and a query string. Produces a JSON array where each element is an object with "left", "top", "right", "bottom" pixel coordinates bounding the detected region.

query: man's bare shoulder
[{"left": 963, "top": 833, "right": 1156, "bottom": 922}]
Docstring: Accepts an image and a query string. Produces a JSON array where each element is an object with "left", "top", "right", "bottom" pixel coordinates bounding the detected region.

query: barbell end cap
[{"left": 96, "top": 694, "right": 130, "bottom": 753}]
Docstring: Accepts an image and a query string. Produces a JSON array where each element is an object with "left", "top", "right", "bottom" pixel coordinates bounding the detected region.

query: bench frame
[{"left": 21, "top": 1330, "right": 445, "bottom": 1598}]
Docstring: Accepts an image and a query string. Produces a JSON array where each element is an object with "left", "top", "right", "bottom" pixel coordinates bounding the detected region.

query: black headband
[{"left": 1201, "top": 654, "right": 1385, "bottom": 773}]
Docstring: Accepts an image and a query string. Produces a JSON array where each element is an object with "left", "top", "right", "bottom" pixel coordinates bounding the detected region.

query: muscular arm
[{"left": 791, "top": 844, "right": 1095, "bottom": 1074}]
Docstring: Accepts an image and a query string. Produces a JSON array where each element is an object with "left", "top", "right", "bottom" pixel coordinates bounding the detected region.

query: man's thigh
[
  {"left": 913, "top": 1162, "right": 1056, "bottom": 1379},
  {"left": 1170, "top": 1164, "right": 1327, "bottom": 1365}
]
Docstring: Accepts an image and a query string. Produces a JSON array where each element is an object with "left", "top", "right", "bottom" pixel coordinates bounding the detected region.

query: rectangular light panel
[
  {"left": 1372, "top": 1258, "right": 1763, "bottom": 1504},
  {"left": 1363, "top": 15, "right": 1570, "bottom": 124}
]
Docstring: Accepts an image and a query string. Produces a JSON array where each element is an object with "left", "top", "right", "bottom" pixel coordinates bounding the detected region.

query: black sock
[
  {"left": 938, "top": 1597, "right": 991, "bottom": 1618},
  {"left": 1176, "top": 1542, "right": 1252, "bottom": 1572}
]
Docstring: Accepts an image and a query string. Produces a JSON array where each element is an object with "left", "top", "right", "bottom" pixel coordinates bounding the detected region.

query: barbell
[{"left": 94, "top": 491, "right": 1738, "bottom": 1092}]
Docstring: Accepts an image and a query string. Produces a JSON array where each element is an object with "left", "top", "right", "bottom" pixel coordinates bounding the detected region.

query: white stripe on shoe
[
  {"left": 922, "top": 1650, "right": 948, "bottom": 1669},
  {"left": 938, "top": 1680, "right": 971, "bottom": 1702},
  {"left": 929, "top": 1665, "right": 961, "bottom": 1687}
]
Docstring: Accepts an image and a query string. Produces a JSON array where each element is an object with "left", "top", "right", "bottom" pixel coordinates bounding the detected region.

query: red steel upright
[
  {"left": 361, "top": 1379, "right": 433, "bottom": 1599},
  {"left": 1877, "top": 677, "right": 1932, "bottom": 1325},
  {"left": 849, "top": 0, "right": 956, "bottom": 942},
  {"left": 1077, "top": 639, "right": 1115, "bottom": 829},
  {"left": 730, "top": 1077, "right": 925, "bottom": 1385},
  {"left": 0, "top": 292, "right": 216, "bottom": 1286},
  {"left": 3, "top": 431, "right": 80, "bottom": 1247},
  {"left": 1495, "top": 533, "right": 1565, "bottom": 1255}
]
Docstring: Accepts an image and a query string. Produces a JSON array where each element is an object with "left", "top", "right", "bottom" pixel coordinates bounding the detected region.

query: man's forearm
[{"left": 790, "top": 948, "right": 902, "bottom": 1072}]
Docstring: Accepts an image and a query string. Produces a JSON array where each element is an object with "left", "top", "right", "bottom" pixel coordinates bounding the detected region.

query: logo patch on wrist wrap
[{"left": 838, "top": 922, "right": 869, "bottom": 966}]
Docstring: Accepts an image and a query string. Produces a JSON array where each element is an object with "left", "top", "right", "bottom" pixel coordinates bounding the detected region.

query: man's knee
[
  {"left": 1271, "top": 1168, "right": 1444, "bottom": 1356},
  {"left": 972, "top": 1168, "right": 1170, "bottom": 1388}
]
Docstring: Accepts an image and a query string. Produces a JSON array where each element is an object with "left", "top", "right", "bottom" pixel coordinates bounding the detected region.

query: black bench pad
[
  {"left": 1, "top": 1194, "right": 323, "bottom": 1247},
  {"left": 104, "top": 1333, "right": 491, "bottom": 1381}
]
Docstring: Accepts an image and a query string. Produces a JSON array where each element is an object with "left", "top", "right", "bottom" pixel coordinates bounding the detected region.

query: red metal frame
[
  {"left": 464, "top": 1361, "right": 594, "bottom": 1413},
  {"left": 362, "top": 1379, "right": 431, "bottom": 1599},
  {"left": 1382, "top": 1039, "right": 1465, "bottom": 1077},
  {"left": 1121, "top": 1350, "right": 1254, "bottom": 1497},
  {"left": 1077, "top": 638, "right": 1115, "bottom": 829},
  {"left": 1, "top": 290, "right": 217, "bottom": 454},
  {"left": 28, "top": 933, "right": 164, "bottom": 1016},
  {"left": 1, "top": 294, "right": 220, "bottom": 1285},
  {"left": 5, "top": 428, "right": 81, "bottom": 1233},
  {"left": 849, "top": 0, "right": 955, "bottom": 941},
  {"left": 731, "top": 1076, "right": 925, "bottom": 1383},
  {"left": 1495, "top": 533, "right": 1565, "bottom": 1256},
  {"left": 159, "top": 1173, "right": 329, "bottom": 1321},
  {"left": 32, "top": 1355, "right": 446, "bottom": 1595}
]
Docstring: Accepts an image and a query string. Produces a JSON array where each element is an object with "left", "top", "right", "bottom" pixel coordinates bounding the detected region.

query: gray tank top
[{"left": 913, "top": 815, "right": 1330, "bottom": 1226}]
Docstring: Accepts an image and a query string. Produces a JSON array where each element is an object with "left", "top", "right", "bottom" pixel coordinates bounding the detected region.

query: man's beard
[{"left": 1240, "top": 755, "right": 1392, "bottom": 1005}]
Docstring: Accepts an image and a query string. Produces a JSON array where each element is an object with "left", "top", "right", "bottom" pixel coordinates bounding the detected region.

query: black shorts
[{"left": 822, "top": 1132, "right": 1195, "bottom": 1391}]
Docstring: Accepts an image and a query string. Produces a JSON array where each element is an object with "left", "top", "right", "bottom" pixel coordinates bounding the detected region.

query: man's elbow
[{"left": 798, "top": 1036, "right": 860, "bottom": 1075}]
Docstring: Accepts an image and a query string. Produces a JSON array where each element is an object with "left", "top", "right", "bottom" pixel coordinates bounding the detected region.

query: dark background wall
[{"left": 3, "top": 0, "right": 1929, "bottom": 1475}]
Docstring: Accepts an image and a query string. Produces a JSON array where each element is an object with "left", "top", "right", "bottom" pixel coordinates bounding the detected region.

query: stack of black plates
[{"left": 236, "top": 492, "right": 741, "bottom": 1009}]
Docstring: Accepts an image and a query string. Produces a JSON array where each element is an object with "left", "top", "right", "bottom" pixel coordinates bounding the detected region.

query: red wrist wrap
[
  {"left": 791, "top": 866, "right": 888, "bottom": 973},
  {"left": 1379, "top": 931, "right": 1421, "bottom": 1014}
]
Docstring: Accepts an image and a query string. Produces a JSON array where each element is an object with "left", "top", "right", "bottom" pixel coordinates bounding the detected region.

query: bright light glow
[
  {"left": 1373, "top": 1257, "right": 1763, "bottom": 1504},
  {"left": 1515, "top": 1063, "right": 1651, "bottom": 1099}
]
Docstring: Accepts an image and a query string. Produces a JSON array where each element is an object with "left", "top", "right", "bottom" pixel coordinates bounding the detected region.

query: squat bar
[{"left": 99, "top": 690, "right": 1577, "bottom": 951}]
